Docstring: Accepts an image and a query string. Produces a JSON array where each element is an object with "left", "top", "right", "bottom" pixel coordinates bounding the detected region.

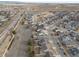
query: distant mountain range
[
  {"left": 0, "top": 1, "right": 26, "bottom": 4},
  {"left": 0, "top": 1, "right": 79, "bottom": 5}
]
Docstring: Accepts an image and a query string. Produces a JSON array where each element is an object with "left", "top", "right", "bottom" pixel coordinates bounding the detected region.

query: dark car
[{"left": 68, "top": 48, "right": 79, "bottom": 56}]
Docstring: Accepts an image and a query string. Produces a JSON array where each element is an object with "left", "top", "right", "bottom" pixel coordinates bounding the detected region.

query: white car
[
  {"left": 0, "top": 22, "right": 2, "bottom": 26},
  {"left": 39, "top": 33, "right": 44, "bottom": 36}
]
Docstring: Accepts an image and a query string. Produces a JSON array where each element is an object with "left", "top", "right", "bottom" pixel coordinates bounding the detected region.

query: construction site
[{"left": 0, "top": 2, "right": 79, "bottom": 57}]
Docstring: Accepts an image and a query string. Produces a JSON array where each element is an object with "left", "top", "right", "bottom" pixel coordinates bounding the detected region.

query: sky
[{"left": 0, "top": 0, "right": 79, "bottom": 3}]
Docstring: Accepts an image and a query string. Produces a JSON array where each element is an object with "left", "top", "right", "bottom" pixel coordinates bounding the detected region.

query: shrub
[{"left": 12, "top": 30, "right": 16, "bottom": 34}]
